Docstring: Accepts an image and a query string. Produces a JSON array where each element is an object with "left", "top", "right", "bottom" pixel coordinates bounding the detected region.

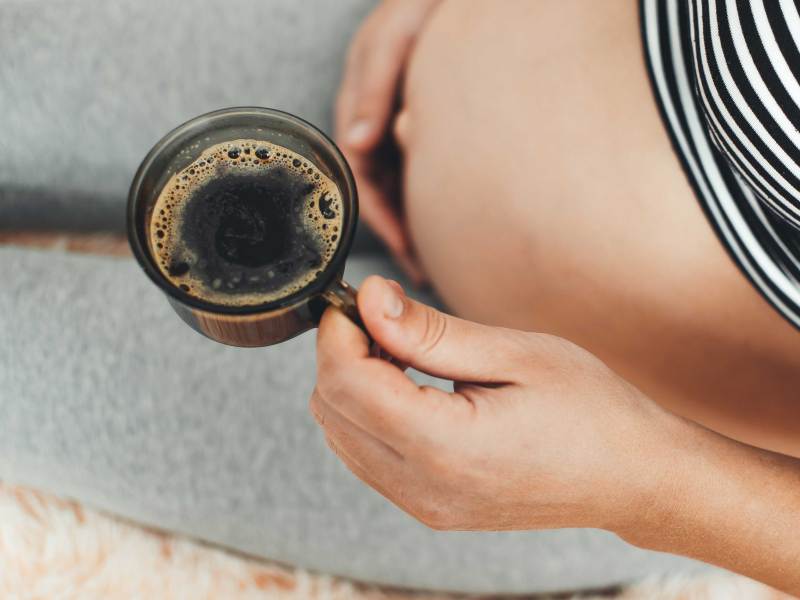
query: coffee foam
[{"left": 149, "top": 139, "right": 344, "bottom": 306}]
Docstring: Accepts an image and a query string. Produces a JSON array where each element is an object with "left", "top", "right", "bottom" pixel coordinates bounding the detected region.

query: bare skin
[
  {"left": 399, "top": 0, "right": 800, "bottom": 458},
  {"left": 313, "top": 278, "right": 800, "bottom": 596},
  {"left": 320, "top": 0, "right": 800, "bottom": 594},
  {"left": 337, "top": 0, "right": 800, "bottom": 458}
]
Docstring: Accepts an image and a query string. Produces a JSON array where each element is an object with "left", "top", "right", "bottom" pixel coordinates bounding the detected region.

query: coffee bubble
[{"left": 150, "top": 139, "right": 345, "bottom": 306}]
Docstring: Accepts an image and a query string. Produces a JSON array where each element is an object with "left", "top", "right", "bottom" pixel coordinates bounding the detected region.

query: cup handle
[{"left": 321, "top": 279, "right": 371, "bottom": 339}]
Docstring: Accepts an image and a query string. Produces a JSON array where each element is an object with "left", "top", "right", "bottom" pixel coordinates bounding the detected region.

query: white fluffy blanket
[{"left": 0, "top": 483, "right": 790, "bottom": 600}]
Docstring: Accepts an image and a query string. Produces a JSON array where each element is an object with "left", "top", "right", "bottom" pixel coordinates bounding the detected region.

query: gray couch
[{"left": 0, "top": 0, "right": 716, "bottom": 594}]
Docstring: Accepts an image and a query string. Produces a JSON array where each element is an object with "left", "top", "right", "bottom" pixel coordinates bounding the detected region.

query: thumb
[{"left": 357, "top": 276, "right": 526, "bottom": 382}]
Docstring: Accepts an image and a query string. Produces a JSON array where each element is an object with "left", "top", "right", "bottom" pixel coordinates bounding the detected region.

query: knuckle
[
  {"left": 317, "top": 373, "right": 342, "bottom": 400},
  {"left": 515, "top": 332, "right": 601, "bottom": 381},
  {"left": 417, "top": 308, "right": 448, "bottom": 359},
  {"left": 324, "top": 435, "right": 341, "bottom": 458},
  {"left": 422, "top": 518, "right": 448, "bottom": 531},
  {"left": 308, "top": 393, "right": 325, "bottom": 426},
  {"left": 415, "top": 502, "right": 455, "bottom": 531},
  {"left": 316, "top": 333, "right": 339, "bottom": 369},
  {"left": 314, "top": 364, "right": 330, "bottom": 390},
  {"left": 315, "top": 369, "right": 347, "bottom": 405},
  {"left": 353, "top": 84, "right": 388, "bottom": 114},
  {"left": 528, "top": 332, "right": 578, "bottom": 363},
  {"left": 499, "top": 329, "right": 542, "bottom": 373}
]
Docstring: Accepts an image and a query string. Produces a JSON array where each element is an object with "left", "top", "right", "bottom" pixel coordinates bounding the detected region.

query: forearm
[{"left": 622, "top": 416, "right": 800, "bottom": 595}]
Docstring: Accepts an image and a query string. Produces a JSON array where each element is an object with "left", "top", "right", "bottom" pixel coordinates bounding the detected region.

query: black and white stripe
[{"left": 641, "top": 0, "right": 800, "bottom": 329}]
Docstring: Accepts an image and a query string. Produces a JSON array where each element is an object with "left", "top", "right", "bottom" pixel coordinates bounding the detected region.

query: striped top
[{"left": 641, "top": 0, "right": 800, "bottom": 329}]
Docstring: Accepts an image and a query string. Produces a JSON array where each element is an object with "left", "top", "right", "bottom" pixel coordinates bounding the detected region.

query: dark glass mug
[{"left": 127, "top": 107, "right": 364, "bottom": 347}]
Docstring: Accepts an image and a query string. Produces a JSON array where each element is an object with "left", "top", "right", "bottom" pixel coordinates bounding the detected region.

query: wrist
[
  {"left": 612, "top": 411, "right": 800, "bottom": 593},
  {"left": 610, "top": 407, "right": 711, "bottom": 548}
]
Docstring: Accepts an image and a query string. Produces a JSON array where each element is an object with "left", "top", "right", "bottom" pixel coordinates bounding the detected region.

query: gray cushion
[
  {"left": 0, "top": 246, "right": 718, "bottom": 594},
  {"left": 0, "top": 0, "right": 375, "bottom": 234}
]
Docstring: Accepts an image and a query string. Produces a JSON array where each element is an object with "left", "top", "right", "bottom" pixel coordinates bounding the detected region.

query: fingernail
[
  {"left": 347, "top": 120, "right": 372, "bottom": 146},
  {"left": 386, "top": 279, "right": 404, "bottom": 295},
  {"left": 382, "top": 278, "right": 404, "bottom": 319}
]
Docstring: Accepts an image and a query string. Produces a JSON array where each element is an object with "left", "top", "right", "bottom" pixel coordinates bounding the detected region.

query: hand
[
  {"left": 335, "top": 0, "right": 441, "bottom": 285},
  {"left": 311, "top": 276, "right": 687, "bottom": 533}
]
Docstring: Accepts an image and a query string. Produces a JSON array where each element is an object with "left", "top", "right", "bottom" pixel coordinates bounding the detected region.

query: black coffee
[{"left": 150, "top": 139, "right": 344, "bottom": 306}]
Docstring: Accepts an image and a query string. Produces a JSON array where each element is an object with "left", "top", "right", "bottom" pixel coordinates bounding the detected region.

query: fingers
[
  {"left": 313, "top": 365, "right": 456, "bottom": 525},
  {"left": 357, "top": 276, "right": 531, "bottom": 382},
  {"left": 335, "top": 0, "right": 437, "bottom": 286},
  {"left": 316, "top": 306, "right": 453, "bottom": 446},
  {"left": 336, "top": 19, "right": 413, "bottom": 271},
  {"left": 321, "top": 432, "right": 419, "bottom": 520},
  {"left": 316, "top": 302, "right": 371, "bottom": 364},
  {"left": 313, "top": 296, "right": 480, "bottom": 525},
  {"left": 310, "top": 389, "right": 404, "bottom": 463},
  {"left": 335, "top": 3, "right": 421, "bottom": 152},
  {"left": 334, "top": 47, "right": 365, "bottom": 147}
]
